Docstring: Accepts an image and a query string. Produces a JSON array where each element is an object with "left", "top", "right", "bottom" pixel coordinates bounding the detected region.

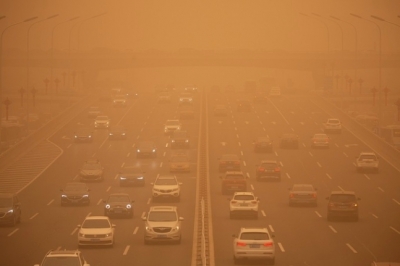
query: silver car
[
  {"left": 355, "top": 152, "right": 379, "bottom": 173},
  {"left": 289, "top": 184, "right": 317, "bottom": 206},
  {"left": 229, "top": 192, "right": 259, "bottom": 219}
]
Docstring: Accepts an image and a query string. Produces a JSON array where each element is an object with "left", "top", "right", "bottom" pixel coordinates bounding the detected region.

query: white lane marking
[
  {"left": 121, "top": 162, "right": 125, "bottom": 168},
  {"left": 329, "top": 225, "right": 337, "bottom": 233},
  {"left": 309, "top": 152, "right": 313, "bottom": 157},
  {"left": 338, "top": 186, "right": 345, "bottom": 191},
  {"left": 265, "top": 111, "right": 269, "bottom": 114},
  {"left": 390, "top": 226, "right": 400, "bottom": 235},
  {"left": 246, "top": 173, "right": 250, "bottom": 178},
  {"left": 73, "top": 174, "right": 78, "bottom": 180},
  {"left": 98, "top": 136, "right": 108, "bottom": 149},
  {"left": 268, "top": 225, "right": 275, "bottom": 233},
  {"left": 243, "top": 161, "right": 246, "bottom": 167},
  {"left": 364, "top": 174, "right": 370, "bottom": 180},
  {"left": 92, "top": 153, "right": 96, "bottom": 157},
  {"left": 260, "top": 121, "right": 263, "bottom": 124},
  {"left": 261, "top": 210, "right": 266, "bottom": 217},
  {"left": 302, "top": 143, "right": 306, "bottom": 148},
  {"left": 286, "top": 173, "right": 291, "bottom": 179},
  {"left": 221, "top": 142, "right": 227, "bottom": 146},
  {"left": 274, "top": 151, "right": 278, "bottom": 156},
  {"left": 106, "top": 186, "right": 111, "bottom": 192},
  {"left": 263, "top": 127, "right": 266, "bottom": 131},
  {"left": 326, "top": 173, "right": 332, "bottom": 179},
  {"left": 233, "top": 121, "right": 236, "bottom": 124},
  {"left": 343, "top": 152, "right": 348, "bottom": 157},
  {"left": 47, "top": 199, "right": 54, "bottom": 206},
  {"left": 136, "top": 136, "right": 140, "bottom": 139},
  {"left": 147, "top": 198, "right": 151, "bottom": 204},
  {"left": 250, "top": 184, "right": 254, "bottom": 190},
  {"left": 70, "top": 228, "right": 78, "bottom": 235},
  {"left": 240, "top": 151, "right": 243, "bottom": 156},
  {"left": 278, "top": 243, "right": 285, "bottom": 252},
  {"left": 132, "top": 144, "right": 135, "bottom": 148},
  {"left": 141, "top": 128, "right": 144, "bottom": 132},
  {"left": 141, "top": 212, "right": 146, "bottom": 219},
  {"left": 165, "top": 143, "right": 168, "bottom": 148},
  {"left": 378, "top": 187, "right": 384, "bottom": 192},
  {"left": 393, "top": 199, "right": 400, "bottom": 206},
  {"left": 160, "top": 162, "right": 163, "bottom": 167},
  {"left": 371, "top": 213, "right": 378, "bottom": 219},
  {"left": 335, "top": 143, "right": 339, "bottom": 148},
  {"left": 123, "top": 245, "right": 130, "bottom": 255},
  {"left": 67, "top": 144, "right": 72, "bottom": 149},
  {"left": 346, "top": 243, "right": 358, "bottom": 253},
  {"left": 114, "top": 174, "right": 119, "bottom": 180},
  {"left": 86, "top": 212, "right": 91, "bottom": 217},
  {"left": 235, "top": 127, "right": 237, "bottom": 131},
  {"left": 236, "top": 134, "right": 239, "bottom": 138},
  {"left": 317, "top": 162, "right": 322, "bottom": 168},
  {"left": 8, "top": 228, "right": 19, "bottom": 237},
  {"left": 299, "top": 122, "right": 304, "bottom": 125},
  {"left": 271, "top": 121, "right": 276, "bottom": 125},
  {"left": 163, "top": 151, "right": 166, "bottom": 157},
  {"left": 97, "top": 199, "right": 102, "bottom": 205},
  {"left": 133, "top": 227, "right": 139, "bottom": 235},
  {"left": 126, "top": 152, "right": 130, "bottom": 157},
  {"left": 29, "top": 213, "right": 39, "bottom": 220},
  {"left": 315, "top": 211, "right": 322, "bottom": 218}
]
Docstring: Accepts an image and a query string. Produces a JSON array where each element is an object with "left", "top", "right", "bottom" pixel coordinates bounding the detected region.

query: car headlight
[
  {"left": 109, "top": 133, "right": 113, "bottom": 136},
  {"left": 126, "top": 204, "right": 132, "bottom": 209},
  {"left": 79, "top": 233, "right": 85, "bottom": 237},
  {"left": 120, "top": 176, "right": 126, "bottom": 180},
  {"left": 137, "top": 176, "right": 144, "bottom": 180},
  {"left": 105, "top": 204, "right": 111, "bottom": 209},
  {"left": 88, "top": 135, "right": 92, "bottom": 138},
  {"left": 122, "top": 133, "right": 126, "bottom": 135},
  {"left": 137, "top": 149, "right": 140, "bottom": 152},
  {"left": 105, "top": 232, "right": 113, "bottom": 237},
  {"left": 172, "top": 140, "right": 175, "bottom": 142},
  {"left": 6, "top": 209, "right": 14, "bottom": 214},
  {"left": 61, "top": 195, "right": 67, "bottom": 198},
  {"left": 83, "top": 195, "right": 89, "bottom": 198},
  {"left": 185, "top": 140, "right": 189, "bottom": 143},
  {"left": 171, "top": 226, "right": 180, "bottom": 232},
  {"left": 146, "top": 226, "right": 153, "bottom": 232},
  {"left": 152, "top": 149, "right": 156, "bottom": 152},
  {"left": 74, "top": 136, "right": 78, "bottom": 138}
]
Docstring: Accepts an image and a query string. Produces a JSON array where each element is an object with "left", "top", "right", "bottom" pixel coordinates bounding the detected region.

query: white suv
[
  {"left": 77, "top": 216, "right": 115, "bottom": 247},
  {"left": 142, "top": 206, "right": 183, "bottom": 244},
  {"left": 356, "top": 152, "right": 379, "bottom": 173},
  {"left": 229, "top": 192, "right": 259, "bottom": 219},
  {"left": 34, "top": 250, "right": 90, "bottom": 266},
  {"left": 232, "top": 227, "right": 275, "bottom": 265},
  {"left": 151, "top": 175, "right": 182, "bottom": 202},
  {"left": 94, "top": 116, "right": 110, "bottom": 128},
  {"left": 164, "top": 119, "right": 182, "bottom": 135},
  {"left": 324, "top": 118, "right": 342, "bottom": 133}
]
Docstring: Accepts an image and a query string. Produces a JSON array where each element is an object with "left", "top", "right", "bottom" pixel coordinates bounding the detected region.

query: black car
[
  {"left": 118, "top": 166, "right": 145, "bottom": 186},
  {"left": 74, "top": 127, "right": 93, "bottom": 143},
  {"left": 253, "top": 137, "right": 273, "bottom": 152},
  {"left": 136, "top": 141, "right": 157, "bottom": 158},
  {"left": 104, "top": 193, "right": 134, "bottom": 218},
  {"left": 60, "top": 183, "right": 90, "bottom": 206},
  {"left": 279, "top": 133, "right": 299, "bottom": 149},
  {"left": 326, "top": 191, "right": 360, "bottom": 222},
  {"left": 108, "top": 125, "right": 127, "bottom": 140},
  {"left": 79, "top": 159, "right": 104, "bottom": 182},
  {"left": 0, "top": 193, "right": 21, "bottom": 226},
  {"left": 170, "top": 130, "right": 190, "bottom": 149},
  {"left": 255, "top": 160, "right": 281, "bottom": 181}
]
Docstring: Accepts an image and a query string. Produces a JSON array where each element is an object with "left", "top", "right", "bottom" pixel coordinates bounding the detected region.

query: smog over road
[{"left": 0, "top": 1, "right": 399, "bottom": 265}]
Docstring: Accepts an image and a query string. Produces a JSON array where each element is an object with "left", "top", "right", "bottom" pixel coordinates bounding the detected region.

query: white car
[
  {"left": 94, "top": 115, "right": 110, "bottom": 128},
  {"left": 324, "top": 118, "right": 342, "bottom": 133},
  {"left": 34, "top": 250, "right": 90, "bottom": 266},
  {"left": 151, "top": 175, "right": 182, "bottom": 202},
  {"left": 164, "top": 119, "right": 181, "bottom": 135},
  {"left": 233, "top": 227, "right": 275, "bottom": 265},
  {"left": 229, "top": 192, "right": 259, "bottom": 219},
  {"left": 113, "top": 94, "right": 127, "bottom": 107},
  {"left": 179, "top": 93, "right": 193, "bottom": 105},
  {"left": 77, "top": 216, "right": 115, "bottom": 247},
  {"left": 356, "top": 152, "right": 379, "bottom": 173}
]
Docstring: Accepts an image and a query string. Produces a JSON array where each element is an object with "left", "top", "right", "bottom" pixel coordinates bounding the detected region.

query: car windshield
[
  {"left": 261, "top": 163, "right": 277, "bottom": 169},
  {"left": 173, "top": 132, "right": 187, "bottom": 138},
  {"left": 293, "top": 185, "right": 313, "bottom": 191},
  {"left": 42, "top": 257, "right": 81, "bottom": 266},
  {"left": 155, "top": 178, "right": 177, "bottom": 185},
  {"left": 148, "top": 211, "right": 177, "bottom": 221},
  {"left": 0, "top": 198, "right": 12, "bottom": 207},
  {"left": 240, "top": 232, "right": 269, "bottom": 240},
  {"left": 96, "top": 116, "right": 108, "bottom": 120},
  {"left": 330, "top": 194, "right": 356, "bottom": 203},
  {"left": 65, "top": 184, "right": 87, "bottom": 191},
  {"left": 234, "top": 195, "right": 254, "bottom": 201},
  {"left": 225, "top": 175, "right": 244, "bottom": 179},
  {"left": 82, "top": 219, "right": 110, "bottom": 228},
  {"left": 359, "top": 155, "right": 377, "bottom": 160},
  {"left": 121, "top": 167, "right": 142, "bottom": 174},
  {"left": 82, "top": 163, "right": 101, "bottom": 170},
  {"left": 108, "top": 195, "right": 130, "bottom": 202},
  {"left": 314, "top": 134, "right": 327, "bottom": 139},
  {"left": 328, "top": 119, "right": 340, "bottom": 124},
  {"left": 166, "top": 120, "right": 180, "bottom": 125}
]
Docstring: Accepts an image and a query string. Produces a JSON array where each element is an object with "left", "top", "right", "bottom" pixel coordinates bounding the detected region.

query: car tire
[
  {"left": 229, "top": 212, "right": 234, "bottom": 219},
  {"left": 176, "top": 237, "right": 181, "bottom": 244},
  {"left": 144, "top": 239, "right": 150, "bottom": 245},
  {"left": 233, "top": 256, "right": 240, "bottom": 265},
  {"left": 10, "top": 216, "right": 17, "bottom": 227},
  {"left": 17, "top": 212, "right": 21, "bottom": 223},
  {"left": 269, "top": 258, "right": 275, "bottom": 265},
  {"left": 353, "top": 216, "right": 359, "bottom": 222}
]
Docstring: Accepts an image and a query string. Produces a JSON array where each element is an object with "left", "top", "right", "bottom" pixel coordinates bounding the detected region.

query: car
[
  {"left": 232, "top": 227, "right": 275, "bottom": 265},
  {"left": 236, "top": 100, "right": 252, "bottom": 112},
  {"left": 169, "top": 152, "right": 191, "bottom": 173},
  {"left": 142, "top": 206, "right": 183, "bottom": 244},
  {"left": 355, "top": 152, "right": 379, "bottom": 173},
  {"left": 118, "top": 166, "right": 145, "bottom": 186},
  {"left": 279, "top": 133, "right": 299, "bottom": 149},
  {"left": 253, "top": 137, "right": 273, "bottom": 152},
  {"left": 34, "top": 250, "right": 90, "bottom": 266},
  {"left": 136, "top": 141, "right": 157, "bottom": 158},
  {"left": 324, "top": 118, "right": 342, "bottom": 133},
  {"left": 170, "top": 130, "right": 190, "bottom": 149},
  {"left": 326, "top": 191, "right": 360, "bottom": 221},
  {"left": 113, "top": 94, "right": 127, "bottom": 107},
  {"left": 288, "top": 184, "right": 317, "bottom": 206},
  {"left": 158, "top": 92, "right": 171, "bottom": 103},
  {"left": 164, "top": 120, "right": 182, "bottom": 135},
  {"left": 94, "top": 115, "right": 110, "bottom": 128},
  {"left": 218, "top": 154, "right": 241, "bottom": 172},
  {"left": 104, "top": 193, "right": 134, "bottom": 218},
  {"left": 255, "top": 160, "right": 281, "bottom": 181},
  {"left": 213, "top": 104, "right": 228, "bottom": 116},
  {"left": 79, "top": 159, "right": 104, "bottom": 182},
  {"left": 60, "top": 183, "right": 90, "bottom": 206},
  {"left": 220, "top": 171, "right": 248, "bottom": 194},
  {"left": 229, "top": 192, "right": 259, "bottom": 219},
  {"left": 87, "top": 106, "right": 101, "bottom": 118},
  {"left": 184, "top": 85, "right": 198, "bottom": 93},
  {"left": 311, "top": 133, "right": 330, "bottom": 148},
  {"left": 269, "top": 86, "right": 281, "bottom": 97},
  {"left": 151, "top": 175, "right": 182, "bottom": 202},
  {"left": 178, "top": 106, "right": 195, "bottom": 119},
  {"left": 0, "top": 193, "right": 21, "bottom": 226},
  {"left": 74, "top": 127, "right": 93, "bottom": 143},
  {"left": 179, "top": 93, "right": 193, "bottom": 105},
  {"left": 108, "top": 125, "right": 127, "bottom": 140},
  {"left": 77, "top": 216, "right": 115, "bottom": 247}
]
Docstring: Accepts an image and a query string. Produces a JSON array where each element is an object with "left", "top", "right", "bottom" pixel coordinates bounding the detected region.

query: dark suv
[
  {"left": 220, "top": 171, "right": 248, "bottom": 194},
  {"left": 326, "top": 191, "right": 360, "bottom": 221},
  {"left": 255, "top": 160, "right": 281, "bottom": 181},
  {"left": 104, "top": 193, "right": 134, "bottom": 218},
  {"left": 0, "top": 193, "right": 21, "bottom": 226}
]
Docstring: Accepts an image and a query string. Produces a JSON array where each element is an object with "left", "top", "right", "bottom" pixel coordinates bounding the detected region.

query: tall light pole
[
  {"left": 371, "top": 15, "right": 400, "bottom": 28},
  {"left": 26, "top": 14, "right": 58, "bottom": 132},
  {"left": 51, "top": 16, "right": 79, "bottom": 97},
  {"left": 68, "top": 21, "right": 81, "bottom": 91},
  {"left": 351, "top": 13, "right": 382, "bottom": 127},
  {"left": 0, "top": 16, "right": 37, "bottom": 145}
]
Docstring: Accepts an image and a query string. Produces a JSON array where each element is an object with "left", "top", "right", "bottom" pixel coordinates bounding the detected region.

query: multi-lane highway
[{"left": 1, "top": 89, "right": 399, "bottom": 266}]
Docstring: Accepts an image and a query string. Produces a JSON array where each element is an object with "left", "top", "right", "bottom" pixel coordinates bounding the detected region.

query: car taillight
[
  {"left": 263, "top": 242, "right": 273, "bottom": 247},
  {"left": 258, "top": 167, "right": 265, "bottom": 172},
  {"left": 220, "top": 161, "right": 226, "bottom": 164},
  {"left": 234, "top": 161, "right": 240, "bottom": 165},
  {"left": 312, "top": 193, "right": 317, "bottom": 198},
  {"left": 236, "top": 242, "right": 247, "bottom": 247},
  {"left": 325, "top": 139, "right": 329, "bottom": 142},
  {"left": 274, "top": 167, "right": 280, "bottom": 172},
  {"left": 251, "top": 201, "right": 257, "bottom": 204},
  {"left": 289, "top": 193, "right": 294, "bottom": 198},
  {"left": 231, "top": 200, "right": 237, "bottom": 204}
]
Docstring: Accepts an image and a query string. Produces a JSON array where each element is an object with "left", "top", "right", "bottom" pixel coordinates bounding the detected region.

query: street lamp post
[
  {"left": 68, "top": 21, "right": 81, "bottom": 92},
  {"left": 0, "top": 16, "right": 37, "bottom": 145}
]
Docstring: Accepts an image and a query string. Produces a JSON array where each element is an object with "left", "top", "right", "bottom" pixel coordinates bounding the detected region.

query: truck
[{"left": 379, "top": 125, "right": 400, "bottom": 150}]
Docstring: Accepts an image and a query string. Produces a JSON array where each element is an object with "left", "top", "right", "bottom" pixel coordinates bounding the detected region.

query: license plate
[
  {"left": 91, "top": 239, "right": 100, "bottom": 241},
  {"left": 158, "top": 235, "right": 167, "bottom": 238},
  {"left": 114, "top": 209, "right": 122, "bottom": 213},
  {"left": 240, "top": 204, "right": 248, "bottom": 206},
  {"left": 249, "top": 244, "right": 260, "bottom": 248}
]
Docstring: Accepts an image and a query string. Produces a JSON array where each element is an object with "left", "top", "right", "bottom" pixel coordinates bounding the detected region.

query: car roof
[
  {"left": 330, "top": 191, "right": 356, "bottom": 195},
  {"left": 45, "top": 250, "right": 81, "bottom": 257},
  {"left": 240, "top": 227, "right": 270, "bottom": 234},
  {"left": 359, "top": 152, "right": 376, "bottom": 155},
  {"left": 150, "top": 206, "right": 176, "bottom": 211},
  {"left": 85, "top": 159, "right": 100, "bottom": 164},
  {"left": 225, "top": 171, "right": 244, "bottom": 175},
  {"left": 233, "top": 192, "right": 255, "bottom": 196},
  {"left": 84, "top": 215, "right": 110, "bottom": 220},
  {"left": 221, "top": 154, "right": 239, "bottom": 159},
  {"left": 260, "top": 160, "right": 278, "bottom": 164}
]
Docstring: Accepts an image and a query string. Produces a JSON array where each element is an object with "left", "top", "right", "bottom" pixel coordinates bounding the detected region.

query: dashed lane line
[
  {"left": 285, "top": 173, "right": 291, "bottom": 179},
  {"left": 346, "top": 243, "right": 358, "bottom": 253},
  {"left": 261, "top": 210, "right": 266, "bottom": 217},
  {"left": 371, "top": 213, "right": 378, "bottom": 219},
  {"left": 317, "top": 162, "right": 322, "bottom": 168},
  {"left": 147, "top": 198, "right": 151, "bottom": 204},
  {"left": 133, "top": 227, "right": 139, "bottom": 235},
  {"left": 114, "top": 174, "right": 118, "bottom": 180},
  {"left": 278, "top": 243, "right": 285, "bottom": 252},
  {"left": 326, "top": 173, "right": 332, "bottom": 179},
  {"left": 70, "top": 228, "right": 78, "bottom": 235},
  {"left": 97, "top": 199, "right": 102, "bottom": 205},
  {"left": 106, "top": 186, "right": 111, "bottom": 192},
  {"left": 329, "top": 225, "right": 337, "bottom": 233},
  {"left": 390, "top": 226, "right": 400, "bottom": 235},
  {"left": 309, "top": 152, "right": 313, "bottom": 157},
  {"left": 343, "top": 152, "right": 348, "bottom": 157},
  {"left": 364, "top": 174, "right": 370, "bottom": 180},
  {"left": 315, "top": 211, "right": 322, "bottom": 218},
  {"left": 47, "top": 199, "right": 54, "bottom": 206},
  {"left": 243, "top": 161, "right": 246, "bottom": 167},
  {"left": 378, "top": 187, "right": 384, "bottom": 192},
  {"left": 250, "top": 184, "right": 254, "bottom": 190},
  {"left": 123, "top": 245, "right": 130, "bottom": 255},
  {"left": 30, "top": 213, "right": 39, "bottom": 220},
  {"left": 268, "top": 225, "right": 275, "bottom": 233},
  {"left": 8, "top": 228, "right": 19, "bottom": 237},
  {"left": 393, "top": 199, "right": 400, "bottom": 206},
  {"left": 338, "top": 186, "right": 345, "bottom": 191}
]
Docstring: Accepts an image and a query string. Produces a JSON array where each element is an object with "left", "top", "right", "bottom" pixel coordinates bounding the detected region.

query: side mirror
[
  {"left": 232, "top": 234, "right": 237, "bottom": 238},
  {"left": 179, "top": 182, "right": 183, "bottom": 185},
  {"left": 77, "top": 225, "right": 81, "bottom": 228},
  {"left": 142, "top": 217, "right": 147, "bottom": 221},
  {"left": 179, "top": 217, "right": 184, "bottom": 221},
  {"left": 112, "top": 224, "right": 116, "bottom": 228}
]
